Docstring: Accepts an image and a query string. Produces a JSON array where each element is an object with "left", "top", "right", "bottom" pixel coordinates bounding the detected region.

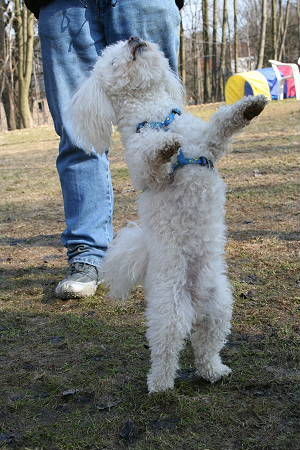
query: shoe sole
[{"left": 55, "top": 280, "right": 102, "bottom": 300}]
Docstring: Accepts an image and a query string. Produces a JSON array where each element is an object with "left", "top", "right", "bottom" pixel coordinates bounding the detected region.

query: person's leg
[
  {"left": 104, "top": 0, "right": 181, "bottom": 72},
  {"left": 38, "top": 0, "right": 181, "bottom": 299},
  {"left": 38, "top": 0, "right": 113, "bottom": 297},
  {"left": 39, "top": 0, "right": 113, "bottom": 268}
]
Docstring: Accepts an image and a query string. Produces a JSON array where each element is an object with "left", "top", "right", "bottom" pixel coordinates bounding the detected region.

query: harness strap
[
  {"left": 172, "top": 149, "right": 214, "bottom": 172},
  {"left": 135, "top": 110, "right": 214, "bottom": 172},
  {"left": 136, "top": 108, "right": 182, "bottom": 133}
]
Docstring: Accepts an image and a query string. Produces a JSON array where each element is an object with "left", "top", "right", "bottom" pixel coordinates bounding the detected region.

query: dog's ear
[
  {"left": 165, "top": 71, "right": 185, "bottom": 107},
  {"left": 65, "top": 71, "right": 116, "bottom": 153}
]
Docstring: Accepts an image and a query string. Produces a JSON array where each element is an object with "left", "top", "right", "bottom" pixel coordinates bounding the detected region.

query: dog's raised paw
[{"left": 243, "top": 96, "right": 268, "bottom": 121}]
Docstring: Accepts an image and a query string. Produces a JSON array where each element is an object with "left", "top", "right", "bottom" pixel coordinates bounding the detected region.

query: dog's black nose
[{"left": 128, "top": 36, "right": 141, "bottom": 43}]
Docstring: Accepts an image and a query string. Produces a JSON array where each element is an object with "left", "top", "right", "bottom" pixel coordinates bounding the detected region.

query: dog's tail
[{"left": 103, "top": 223, "right": 148, "bottom": 299}]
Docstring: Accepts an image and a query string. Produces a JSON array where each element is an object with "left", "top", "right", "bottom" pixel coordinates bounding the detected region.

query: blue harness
[
  {"left": 172, "top": 149, "right": 214, "bottom": 171},
  {"left": 136, "top": 108, "right": 214, "bottom": 172},
  {"left": 136, "top": 108, "right": 182, "bottom": 133}
]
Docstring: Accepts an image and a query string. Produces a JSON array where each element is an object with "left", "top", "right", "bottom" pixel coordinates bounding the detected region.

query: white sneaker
[{"left": 55, "top": 262, "right": 102, "bottom": 299}]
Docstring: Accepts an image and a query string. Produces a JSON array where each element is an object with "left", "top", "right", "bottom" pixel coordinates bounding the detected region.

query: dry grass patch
[{"left": 0, "top": 100, "right": 299, "bottom": 449}]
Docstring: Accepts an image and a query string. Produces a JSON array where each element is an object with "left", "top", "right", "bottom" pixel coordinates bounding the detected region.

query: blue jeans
[{"left": 38, "top": 0, "right": 180, "bottom": 267}]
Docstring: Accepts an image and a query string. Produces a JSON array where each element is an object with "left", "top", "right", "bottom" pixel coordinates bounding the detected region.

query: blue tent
[{"left": 245, "top": 68, "right": 281, "bottom": 100}]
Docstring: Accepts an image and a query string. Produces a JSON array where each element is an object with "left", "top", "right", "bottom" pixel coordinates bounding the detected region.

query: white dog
[{"left": 66, "top": 37, "right": 267, "bottom": 393}]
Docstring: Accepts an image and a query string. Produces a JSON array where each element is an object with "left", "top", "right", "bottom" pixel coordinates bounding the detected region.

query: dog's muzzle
[{"left": 128, "top": 36, "right": 147, "bottom": 60}]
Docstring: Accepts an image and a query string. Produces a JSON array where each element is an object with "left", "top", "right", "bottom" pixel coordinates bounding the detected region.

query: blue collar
[
  {"left": 172, "top": 149, "right": 214, "bottom": 172},
  {"left": 136, "top": 108, "right": 182, "bottom": 133}
]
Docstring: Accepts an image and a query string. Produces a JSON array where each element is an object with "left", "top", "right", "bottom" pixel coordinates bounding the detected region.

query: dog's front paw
[
  {"left": 242, "top": 95, "right": 268, "bottom": 121},
  {"left": 159, "top": 138, "right": 181, "bottom": 162}
]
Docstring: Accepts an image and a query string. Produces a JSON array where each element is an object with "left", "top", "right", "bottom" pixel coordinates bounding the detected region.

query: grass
[{"left": 0, "top": 99, "right": 299, "bottom": 449}]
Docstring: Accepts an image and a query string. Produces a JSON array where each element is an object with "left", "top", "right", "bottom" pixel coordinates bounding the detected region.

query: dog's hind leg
[
  {"left": 145, "top": 256, "right": 195, "bottom": 393},
  {"left": 191, "top": 272, "right": 233, "bottom": 383}
]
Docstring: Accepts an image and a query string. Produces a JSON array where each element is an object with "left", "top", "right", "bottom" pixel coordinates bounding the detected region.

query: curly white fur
[{"left": 66, "top": 39, "right": 268, "bottom": 393}]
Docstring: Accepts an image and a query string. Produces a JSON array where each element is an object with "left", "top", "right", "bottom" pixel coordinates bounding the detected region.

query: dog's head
[
  {"left": 65, "top": 38, "right": 184, "bottom": 153},
  {"left": 99, "top": 37, "right": 181, "bottom": 94}
]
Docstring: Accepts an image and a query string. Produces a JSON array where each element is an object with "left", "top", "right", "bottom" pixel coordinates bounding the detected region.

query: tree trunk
[
  {"left": 14, "top": 0, "right": 34, "bottom": 128},
  {"left": 278, "top": 0, "right": 290, "bottom": 61},
  {"left": 192, "top": 31, "right": 197, "bottom": 104},
  {"left": 276, "top": 0, "right": 284, "bottom": 59},
  {"left": 233, "top": 0, "right": 238, "bottom": 73},
  {"left": 179, "top": 20, "right": 186, "bottom": 86},
  {"left": 212, "top": 0, "right": 218, "bottom": 101},
  {"left": 0, "top": 2, "right": 6, "bottom": 99},
  {"left": 298, "top": 0, "right": 300, "bottom": 57},
  {"left": 192, "top": 31, "right": 201, "bottom": 104},
  {"left": 219, "top": 0, "right": 228, "bottom": 100},
  {"left": 256, "top": 0, "right": 267, "bottom": 68},
  {"left": 0, "top": 2, "right": 17, "bottom": 130},
  {"left": 2, "top": 88, "right": 17, "bottom": 131},
  {"left": 202, "top": 0, "right": 210, "bottom": 102},
  {"left": 271, "top": 0, "right": 277, "bottom": 60}
]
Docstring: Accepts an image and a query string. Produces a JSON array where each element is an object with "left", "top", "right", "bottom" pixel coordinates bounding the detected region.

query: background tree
[
  {"left": 233, "top": 0, "right": 239, "bottom": 73},
  {"left": 271, "top": 0, "right": 278, "bottom": 59},
  {"left": 256, "top": 0, "right": 267, "bottom": 68},
  {"left": 0, "top": 1, "right": 17, "bottom": 130},
  {"left": 179, "top": 20, "right": 186, "bottom": 86},
  {"left": 14, "top": 0, "right": 35, "bottom": 128},
  {"left": 278, "top": 0, "right": 290, "bottom": 60},
  {"left": 202, "top": 0, "right": 210, "bottom": 102},
  {"left": 1, "top": 0, "right": 299, "bottom": 125},
  {"left": 298, "top": 0, "right": 300, "bottom": 56},
  {"left": 276, "top": 0, "right": 284, "bottom": 58},
  {"left": 219, "top": 0, "right": 228, "bottom": 99},
  {"left": 211, "top": 0, "right": 218, "bottom": 100}
]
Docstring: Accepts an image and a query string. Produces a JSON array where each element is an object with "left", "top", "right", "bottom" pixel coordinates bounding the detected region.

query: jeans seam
[
  {"left": 70, "top": 256, "right": 103, "bottom": 267},
  {"left": 104, "top": 158, "right": 113, "bottom": 245}
]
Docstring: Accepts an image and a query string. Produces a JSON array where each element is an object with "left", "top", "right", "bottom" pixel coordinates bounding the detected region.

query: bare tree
[
  {"left": 211, "top": 0, "right": 218, "bottom": 100},
  {"left": 185, "top": 1, "right": 202, "bottom": 104},
  {"left": 278, "top": 0, "right": 290, "bottom": 60},
  {"left": 256, "top": 0, "right": 267, "bottom": 68},
  {"left": 271, "top": 0, "right": 277, "bottom": 59},
  {"left": 202, "top": 0, "right": 210, "bottom": 102},
  {"left": 275, "top": 0, "right": 285, "bottom": 58},
  {"left": 219, "top": 0, "right": 228, "bottom": 99},
  {"left": 182, "top": 0, "right": 299, "bottom": 104},
  {"left": 14, "top": 0, "right": 34, "bottom": 128},
  {"left": 233, "top": 0, "right": 239, "bottom": 73},
  {"left": 179, "top": 20, "right": 186, "bottom": 86},
  {"left": 191, "top": 31, "right": 201, "bottom": 104},
  {"left": 298, "top": 0, "right": 300, "bottom": 57},
  {"left": 0, "top": 2, "right": 17, "bottom": 129}
]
